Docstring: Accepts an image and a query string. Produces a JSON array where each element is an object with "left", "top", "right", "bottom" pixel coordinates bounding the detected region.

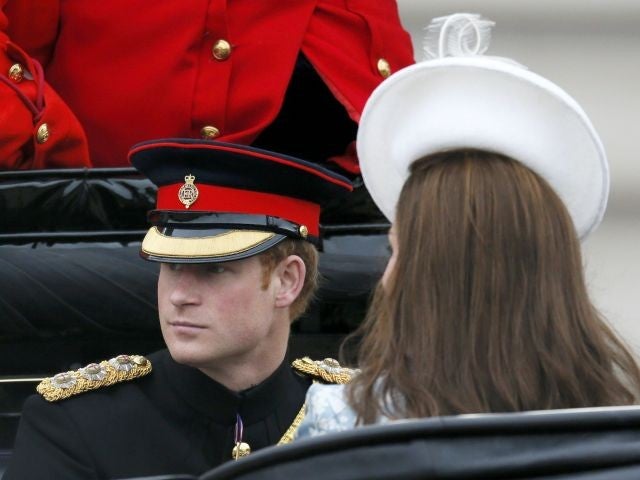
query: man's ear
[{"left": 274, "top": 255, "right": 306, "bottom": 308}]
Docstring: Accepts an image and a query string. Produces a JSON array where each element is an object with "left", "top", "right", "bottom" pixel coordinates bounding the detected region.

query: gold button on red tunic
[{"left": 212, "top": 39, "right": 232, "bottom": 61}]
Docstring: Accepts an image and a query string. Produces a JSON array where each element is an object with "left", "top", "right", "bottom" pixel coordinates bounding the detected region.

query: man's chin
[{"left": 166, "top": 345, "right": 209, "bottom": 369}]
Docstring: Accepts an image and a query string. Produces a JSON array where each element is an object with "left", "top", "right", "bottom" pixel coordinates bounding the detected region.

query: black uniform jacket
[{"left": 5, "top": 349, "right": 311, "bottom": 479}]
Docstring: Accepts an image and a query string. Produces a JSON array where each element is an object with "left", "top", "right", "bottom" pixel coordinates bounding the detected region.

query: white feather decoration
[{"left": 423, "top": 13, "right": 495, "bottom": 60}]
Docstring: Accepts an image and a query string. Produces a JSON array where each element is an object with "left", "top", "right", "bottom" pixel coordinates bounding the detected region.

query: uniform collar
[{"left": 159, "top": 349, "right": 307, "bottom": 425}]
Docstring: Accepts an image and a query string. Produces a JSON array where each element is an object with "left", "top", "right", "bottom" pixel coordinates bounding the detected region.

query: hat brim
[
  {"left": 357, "top": 57, "right": 608, "bottom": 239},
  {"left": 140, "top": 227, "right": 286, "bottom": 263}
]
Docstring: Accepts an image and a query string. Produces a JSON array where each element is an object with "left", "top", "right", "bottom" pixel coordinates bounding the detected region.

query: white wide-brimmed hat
[{"left": 357, "top": 13, "right": 608, "bottom": 239}]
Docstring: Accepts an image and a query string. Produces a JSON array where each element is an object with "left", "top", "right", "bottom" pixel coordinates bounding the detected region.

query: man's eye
[
  {"left": 206, "top": 265, "right": 226, "bottom": 274},
  {"left": 168, "top": 263, "right": 184, "bottom": 272}
]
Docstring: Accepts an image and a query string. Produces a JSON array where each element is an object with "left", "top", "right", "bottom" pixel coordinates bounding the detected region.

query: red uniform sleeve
[
  {"left": 0, "top": 1, "right": 90, "bottom": 169},
  {"left": 302, "top": 0, "right": 415, "bottom": 173}
]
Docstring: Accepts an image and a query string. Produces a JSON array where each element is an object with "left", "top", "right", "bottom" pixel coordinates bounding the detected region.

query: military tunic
[
  {"left": 1, "top": 0, "right": 414, "bottom": 170},
  {"left": 5, "top": 349, "right": 310, "bottom": 479}
]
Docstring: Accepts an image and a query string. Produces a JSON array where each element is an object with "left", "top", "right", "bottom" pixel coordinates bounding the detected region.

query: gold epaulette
[
  {"left": 36, "top": 354, "right": 152, "bottom": 402},
  {"left": 278, "top": 357, "right": 358, "bottom": 445},
  {"left": 291, "top": 356, "right": 358, "bottom": 385}
]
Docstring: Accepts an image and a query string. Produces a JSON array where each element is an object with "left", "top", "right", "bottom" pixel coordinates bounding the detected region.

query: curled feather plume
[{"left": 423, "top": 13, "right": 495, "bottom": 60}]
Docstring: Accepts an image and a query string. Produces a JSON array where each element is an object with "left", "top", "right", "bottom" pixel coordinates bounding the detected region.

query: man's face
[{"left": 157, "top": 255, "right": 286, "bottom": 371}]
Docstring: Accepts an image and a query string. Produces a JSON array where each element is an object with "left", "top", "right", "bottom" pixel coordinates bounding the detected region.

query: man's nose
[{"left": 168, "top": 269, "right": 202, "bottom": 306}]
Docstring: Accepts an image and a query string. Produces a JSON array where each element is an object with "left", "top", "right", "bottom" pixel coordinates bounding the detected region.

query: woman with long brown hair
[{"left": 296, "top": 13, "right": 640, "bottom": 437}]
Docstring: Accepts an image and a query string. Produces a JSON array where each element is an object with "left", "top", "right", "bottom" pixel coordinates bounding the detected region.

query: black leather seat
[{"left": 0, "top": 168, "right": 386, "bottom": 377}]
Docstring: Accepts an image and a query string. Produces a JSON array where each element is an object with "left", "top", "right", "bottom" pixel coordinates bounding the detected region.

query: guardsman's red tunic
[{"left": 1, "top": 0, "right": 414, "bottom": 170}]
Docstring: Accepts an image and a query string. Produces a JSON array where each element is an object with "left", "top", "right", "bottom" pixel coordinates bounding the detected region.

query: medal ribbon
[{"left": 233, "top": 413, "right": 244, "bottom": 460}]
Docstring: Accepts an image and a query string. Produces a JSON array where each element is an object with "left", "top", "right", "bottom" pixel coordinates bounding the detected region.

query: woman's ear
[{"left": 274, "top": 255, "right": 306, "bottom": 308}]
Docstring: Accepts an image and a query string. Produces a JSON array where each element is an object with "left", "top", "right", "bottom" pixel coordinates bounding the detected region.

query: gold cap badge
[{"left": 178, "top": 174, "right": 199, "bottom": 209}]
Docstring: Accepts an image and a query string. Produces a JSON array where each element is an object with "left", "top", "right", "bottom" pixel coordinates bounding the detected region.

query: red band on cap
[{"left": 157, "top": 184, "right": 320, "bottom": 236}]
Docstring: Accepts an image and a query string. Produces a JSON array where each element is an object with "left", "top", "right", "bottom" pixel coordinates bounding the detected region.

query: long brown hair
[{"left": 346, "top": 150, "right": 640, "bottom": 424}]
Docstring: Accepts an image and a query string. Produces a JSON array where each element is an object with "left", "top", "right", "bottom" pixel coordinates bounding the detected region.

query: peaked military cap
[{"left": 129, "top": 139, "right": 353, "bottom": 263}]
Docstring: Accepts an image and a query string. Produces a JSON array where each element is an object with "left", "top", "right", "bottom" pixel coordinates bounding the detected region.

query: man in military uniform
[{"left": 5, "top": 139, "right": 355, "bottom": 478}]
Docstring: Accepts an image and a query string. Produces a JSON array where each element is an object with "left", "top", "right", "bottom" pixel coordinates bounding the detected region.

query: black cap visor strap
[{"left": 147, "top": 211, "right": 319, "bottom": 244}]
